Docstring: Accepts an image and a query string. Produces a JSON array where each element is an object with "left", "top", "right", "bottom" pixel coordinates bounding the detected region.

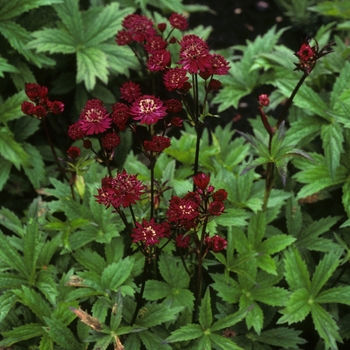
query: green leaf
[
  {"left": 28, "top": 28, "right": 76, "bottom": 54},
  {"left": 330, "top": 61, "right": 350, "bottom": 108},
  {"left": 0, "top": 127, "right": 31, "bottom": 169},
  {"left": 321, "top": 122, "right": 344, "bottom": 179},
  {"left": 73, "top": 248, "right": 106, "bottom": 275},
  {"left": 166, "top": 324, "right": 203, "bottom": 343},
  {"left": 0, "top": 90, "right": 26, "bottom": 123},
  {"left": 249, "top": 327, "right": 307, "bottom": 349},
  {"left": 76, "top": 47, "right": 109, "bottom": 91},
  {"left": 241, "top": 297, "right": 263, "bottom": 334},
  {"left": 0, "top": 157, "right": 11, "bottom": 191},
  {"left": 0, "top": 206, "right": 24, "bottom": 236},
  {"left": 258, "top": 235, "right": 296, "bottom": 255},
  {"left": 199, "top": 288, "right": 212, "bottom": 329},
  {"left": 315, "top": 286, "right": 350, "bottom": 305},
  {"left": 0, "top": 292, "right": 17, "bottom": 323},
  {"left": 23, "top": 216, "right": 42, "bottom": 284},
  {"left": 209, "top": 333, "right": 243, "bottom": 350},
  {"left": 44, "top": 315, "right": 84, "bottom": 350},
  {"left": 84, "top": 4, "right": 132, "bottom": 46},
  {"left": 0, "top": 323, "right": 45, "bottom": 347},
  {"left": 101, "top": 257, "right": 134, "bottom": 291},
  {"left": 251, "top": 286, "right": 289, "bottom": 307},
  {"left": 310, "top": 303, "right": 342, "bottom": 349},
  {"left": 0, "top": 0, "right": 63, "bottom": 20},
  {"left": 0, "top": 231, "right": 27, "bottom": 277},
  {"left": 210, "top": 273, "right": 241, "bottom": 304},
  {"left": 13, "top": 285, "right": 52, "bottom": 320},
  {"left": 135, "top": 303, "right": 182, "bottom": 328},
  {"left": 144, "top": 280, "right": 171, "bottom": 300},
  {"left": 278, "top": 288, "right": 311, "bottom": 324},
  {"left": 311, "top": 251, "right": 341, "bottom": 297},
  {"left": 139, "top": 330, "right": 172, "bottom": 350},
  {"left": 284, "top": 248, "right": 311, "bottom": 291},
  {"left": 211, "top": 308, "right": 248, "bottom": 332},
  {"left": 158, "top": 253, "right": 190, "bottom": 288},
  {"left": 247, "top": 211, "right": 266, "bottom": 247}
]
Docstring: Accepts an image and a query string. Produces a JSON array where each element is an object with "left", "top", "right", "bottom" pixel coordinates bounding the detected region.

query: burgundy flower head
[
  {"left": 169, "top": 13, "right": 188, "bottom": 31},
  {"left": 111, "top": 102, "right": 130, "bottom": 130},
  {"left": 67, "top": 146, "right": 81, "bottom": 159},
  {"left": 205, "top": 235, "right": 227, "bottom": 253},
  {"left": 78, "top": 99, "right": 112, "bottom": 135},
  {"left": 163, "top": 67, "right": 189, "bottom": 91},
  {"left": 120, "top": 81, "right": 142, "bottom": 103},
  {"left": 144, "top": 135, "right": 171, "bottom": 153},
  {"left": 95, "top": 170, "right": 145, "bottom": 209},
  {"left": 130, "top": 95, "right": 167, "bottom": 125},
  {"left": 131, "top": 218, "right": 169, "bottom": 247}
]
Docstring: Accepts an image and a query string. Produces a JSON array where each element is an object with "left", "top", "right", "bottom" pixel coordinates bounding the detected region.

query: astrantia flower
[
  {"left": 121, "top": 14, "right": 157, "bottom": 43},
  {"left": 131, "top": 218, "right": 168, "bottom": 246},
  {"left": 212, "top": 189, "right": 228, "bottom": 202},
  {"left": 144, "top": 35, "right": 168, "bottom": 53},
  {"left": 171, "top": 116, "right": 183, "bottom": 127},
  {"left": 21, "top": 101, "right": 35, "bottom": 115},
  {"left": 176, "top": 234, "right": 191, "bottom": 248},
  {"left": 78, "top": 99, "right": 112, "bottom": 135},
  {"left": 25, "top": 83, "right": 48, "bottom": 101},
  {"left": 111, "top": 102, "right": 130, "bottom": 130},
  {"left": 115, "top": 30, "right": 132, "bottom": 45},
  {"left": 130, "top": 95, "right": 167, "bottom": 125},
  {"left": 147, "top": 50, "right": 171, "bottom": 72},
  {"left": 167, "top": 193, "right": 201, "bottom": 228},
  {"left": 102, "top": 132, "right": 121, "bottom": 150},
  {"left": 95, "top": 170, "right": 145, "bottom": 209},
  {"left": 68, "top": 122, "right": 85, "bottom": 140},
  {"left": 120, "top": 81, "right": 142, "bottom": 103},
  {"left": 67, "top": 146, "right": 80, "bottom": 159},
  {"left": 209, "top": 201, "right": 225, "bottom": 216},
  {"left": 163, "top": 67, "right": 189, "bottom": 91},
  {"left": 47, "top": 100, "right": 65, "bottom": 114},
  {"left": 178, "top": 35, "right": 211, "bottom": 73},
  {"left": 169, "top": 13, "right": 188, "bottom": 31},
  {"left": 205, "top": 235, "right": 227, "bottom": 253},
  {"left": 206, "top": 79, "right": 222, "bottom": 92},
  {"left": 258, "top": 94, "right": 270, "bottom": 107},
  {"left": 193, "top": 172, "right": 210, "bottom": 191},
  {"left": 207, "top": 54, "right": 230, "bottom": 75},
  {"left": 144, "top": 135, "right": 171, "bottom": 153},
  {"left": 165, "top": 99, "right": 182, "bottom": 113}
]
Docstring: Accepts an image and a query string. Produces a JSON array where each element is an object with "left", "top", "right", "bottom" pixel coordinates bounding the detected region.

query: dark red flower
[
  {"left": 163, "top": 67, "right": 189, "bottom": 91},
  {"left": 115, "top": 30, "right": 132, "bottom": 45},
  {"left": 131, "top": 218, "right": 168, "bottom": 246},
  {"left": 258, "top": 94, "right": 270, "bottom": 107},
  {"left": 121, "top": 14, "right": 157, "bottom": 43},
  {"left": 102, "top": 132, "right": 121, "bottom": 150},
  {"left": 68, "top": 122, "right": 85, "bottom": 140},
  {"left": 193, "top": 172, "right": 210, "bottom": 191},
  {"left": 47, "top": 100, "right": 65, "bottom": 114},
  {"left": 176, "top": 234, "right": 191, "bottom": 248},
  {"left": 165, "top": 99, "right": 182, "bottom": 113},
  {"left": 207, "top": 54, "right": 230, "bottom": 75},
  {"left": 95, "top": 170, "right": 145, "bottom": 209},
  {"left": 147, "top": 50, "right": 171, "bottom": 72},
  {"left": 169, "top": 13, "right": 188, "bottom": 31},
  {"left": 21, "top": 101, "right": 35, "bottom": 115},
  {"left": 205, "top": 235, "right": 227, "bottom": 252},
  {"left": 111, "top": 102, "right": 130, "bottom": 130},
  {"left": 83, "top": 139, "right": 92, "bottom": 149},
  {"left": 178, "top": 35, "right": 211, "bottom": 73},
  {"left": 25, "top": 83, "right": 48, "bottom": 101},
  {"left": 158, "top": 23, "right": 167, "bottom": 33},
  {"left": 33, "top": 105, "right": 48, "bottom": 119},
  {"left": 144, "top": 35, "right": 168, "bottom": 53},
  {"left": 130, "top": 95, "right": 167, "bottom": 125},
  {"left": 212, "top": 189, "right": 228, "bottom": 202},
  {"left": 67, "top": 146, "right": 81, "bottom": 159},
  {"left": 144, "top": 135, "right": 171, "bottom": 153},
  {"left": 171, "top": 116, "right": 183, "bottom": 127},
  {"left": 206, "top": 79, "right": 222, "bottom": 92},
  {"left": 78, "top": 99, "right": 112, "bottom": 135},
  {"left": 209, "top": 201, "right": 225, "bottom": 216},
  {"left": 120, "top": 81, "right": 142, "bottom": 103},
  {"left": 296, "top": 42, "right": 315, "bottom": 62}
]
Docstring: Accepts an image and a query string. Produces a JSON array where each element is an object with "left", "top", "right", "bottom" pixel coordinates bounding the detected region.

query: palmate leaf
[
  {"left": 139, "top": 330, "right": 172, "bottom": 350},
  {"left": 0, "top": 0, "right": 63, "bottom": 20},
  {"left": 199, "top": 288, "right": 212, "bottom": 329},
  {"left": 0, "top": 157, "right": 11, "bottom": 191},
  {"left": 321, "top": 122, "right": 344, "bottom": 180},
  {"left": 0, "top": 292, "right": 17, "bottom": 323},
  {"left": 311, "top": 303, "right": 342, "bottom": 350},
  {"left": 0, "top": 56, "right": 19, "bottom": 76},
  {"left": 0, "top": 323, "right": 45, "bottom": 347},
  {"left": 249, "top": 327, "right": 307, "bottom": 349}
]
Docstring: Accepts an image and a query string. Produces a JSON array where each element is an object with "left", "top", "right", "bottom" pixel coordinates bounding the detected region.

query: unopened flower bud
[
  {"left": 157, "top": 23, "right": 166, "bottom": 33},
  {"left": 258, "top": 94, "right": 270, "bottom": 106}
]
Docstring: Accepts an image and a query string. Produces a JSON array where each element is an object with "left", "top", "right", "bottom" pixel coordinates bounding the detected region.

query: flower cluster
[
  {"left": 166, "top": 173, "right": 227, "bottom": 252},
  {"left": 294, "top": 38, "right": 334, "bottom": 74},
  {"left": 21, "top": 83, "right": 64, "bottom": 119},
  {"left": 95, "top": 170, "right": 145, "bottom": 209},
  {"left": 205, "top": 234, "right": 227, "bottom": 253},
  {"left": 131, "top": 218, "right": 170, "bottom": 247}
]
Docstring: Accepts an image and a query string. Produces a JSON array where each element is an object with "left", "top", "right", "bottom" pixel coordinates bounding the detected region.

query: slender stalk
[
  {"left": 42, "top": 118, "right": 75, "bottom": 200},
  {"left": 150, "top": 158, "right": 155, "bottom": 220},
  {"left": 131, "top": 258, "right": 149, "bottom": 325},
  {"left": 275, "top": 72, "right": 308, "bottom": 130}
]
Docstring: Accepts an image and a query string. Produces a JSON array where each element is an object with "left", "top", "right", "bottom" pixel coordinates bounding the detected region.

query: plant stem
[
  {"left": 42, "top": 118, "right": 75, "bottom": 200},
  {"left": 131, "top": 258, "right": 149, "bottom": 325},
  {"left": 150, "top": 158, "right": 155, "bottom": 220}
]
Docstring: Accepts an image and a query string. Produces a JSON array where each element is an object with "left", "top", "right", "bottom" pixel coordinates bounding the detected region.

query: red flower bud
[
  {"left": 67, "top": 146, "right": 81, "bottom": 159},
  {"left": 258, "top": 94, "right": 270, "bottom": 107}
]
